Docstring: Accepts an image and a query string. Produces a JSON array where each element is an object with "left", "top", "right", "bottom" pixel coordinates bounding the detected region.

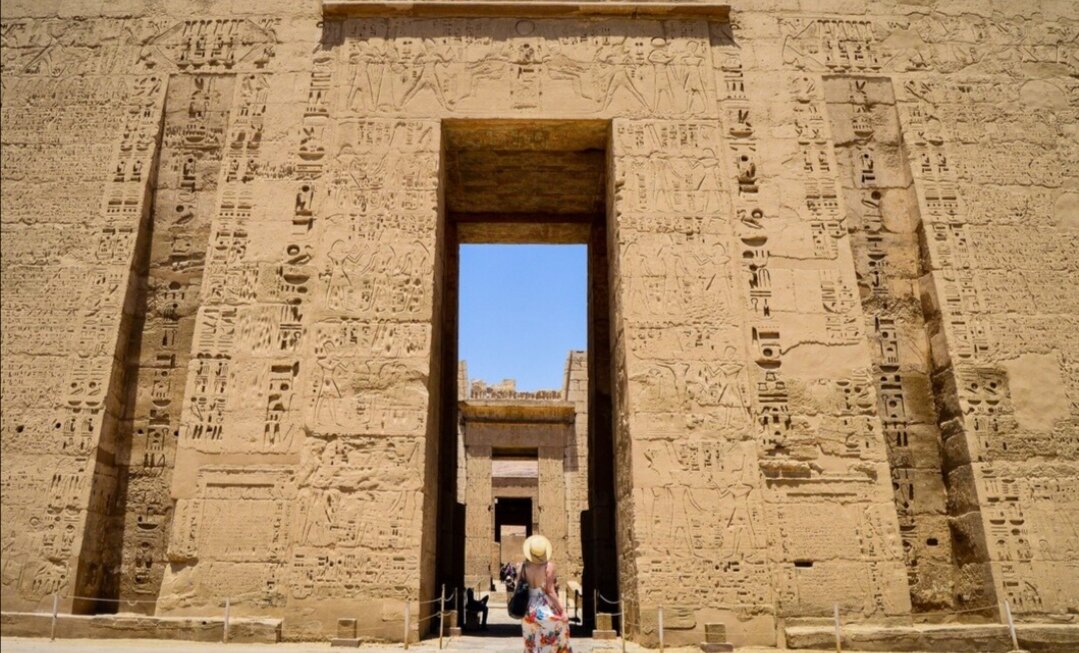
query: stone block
[
  {"left": 442, "top": 609, "right": 457, "bottom": 635},
  {"left": 704, "top": 622, "right": 727, "bottom": 642},
  {"left": 336, "top": 618, "right": 357, "bottom": 639},
  {"left": 329, "top": 638, "right": 360, "bottom": 648},
  {"left": 0, "top": 612, "right": 280, "bottom": 643},
  {"left": 784, "top": 623, "right": 1079, "bottom": 652},
  {"left": 701, "top": 622, "right": 734, "bottom": 651}
]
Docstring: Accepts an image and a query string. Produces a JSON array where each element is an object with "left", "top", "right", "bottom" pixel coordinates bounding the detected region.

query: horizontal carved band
[{"left": 323, "top": 1, "right": 731, "bottom": 20}]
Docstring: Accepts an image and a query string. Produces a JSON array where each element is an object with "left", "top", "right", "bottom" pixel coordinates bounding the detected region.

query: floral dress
[{"left": 522, "top": 587, "right": 572, "bottom": 653}]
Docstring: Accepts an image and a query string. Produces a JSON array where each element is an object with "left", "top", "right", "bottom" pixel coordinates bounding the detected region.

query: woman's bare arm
[{"left": 545, "top": 562, "right": 566, "bottom": 616}]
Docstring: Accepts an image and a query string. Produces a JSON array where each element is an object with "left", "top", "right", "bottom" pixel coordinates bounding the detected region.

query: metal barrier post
[
  {"left": 658, "top": 605, "right": 664, "bottom": 653},
  {"left": 833, "top": 603, "right": 842, "bottom": 653},
  {"left": 50, "top": 592, "right": 59, "bottom": 641},
  {"left": 620, "top": 599, "right": 626, "bottom": 653},
  {"left": 593, "top": 588, "right": 598, "bottom": 624},
  {"left": 404, "top": 603, "right": 410, "bottom": 650},
  {"left": 223, "top": 598, "right": 230, "bottom": 643},
  {"left": 1004, "top": 600, "right": 1019, "bottom": 651},
  {"left": 439, "top": 584, "right": 445, "bottom": 650}
]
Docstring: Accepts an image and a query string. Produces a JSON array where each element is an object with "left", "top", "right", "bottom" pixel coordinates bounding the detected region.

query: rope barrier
[
  {"left": 344, "top": 621, "right": 413, "bottom": 636},
  {"left": 7, "top": 590, "right": 470, "bottom": 648},
  {"left": 415, "top": 588, "right": 457, "bottom": 606},
  {"left": 318, "top": 608, "right": 450, "bottom": 638},
  {"left": 9, "top": 594, "right": 1000, "bottom": 617},
  {"left": 12, "top": 589, "right": 1008, "bottom": 650},
  {"left": 16, "top": 593, "right": 466, "bottom": 613},
  {"left": 2, "top": 588, "right": 1003, "bottom": 615}
]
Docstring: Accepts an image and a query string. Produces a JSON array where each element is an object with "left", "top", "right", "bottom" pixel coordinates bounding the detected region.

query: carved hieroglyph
[{"left": 1, "top": 0, "right": 1077, "bottom": 646}]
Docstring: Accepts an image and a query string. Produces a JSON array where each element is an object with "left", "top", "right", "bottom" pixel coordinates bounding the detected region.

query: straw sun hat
[{"left": 523, "top": 534, "right": 552, "bottom": 563}]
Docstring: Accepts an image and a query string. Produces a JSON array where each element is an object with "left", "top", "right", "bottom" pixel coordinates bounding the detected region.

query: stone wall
[
  {"left": 1, "top": 0, "right": 1076, "bottom": 645},
  {"left": 1, "top": 40, "right": 167, "bottom": 613}
]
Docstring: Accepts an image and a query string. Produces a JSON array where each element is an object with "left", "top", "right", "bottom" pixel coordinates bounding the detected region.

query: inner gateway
[
  {"left": 492, "top": 451, "right": 537, "bottom": 555},
  {"left": 436, "top": 120, "right": 616, "bottom": 629}
]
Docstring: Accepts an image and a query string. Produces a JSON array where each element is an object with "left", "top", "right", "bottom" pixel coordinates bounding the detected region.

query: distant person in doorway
[
  {"left": 519, "top": 534, "right": 572, "bottom": 653},
  {"left": 466, "top": 588, "right": 489, "bottom": 629}
]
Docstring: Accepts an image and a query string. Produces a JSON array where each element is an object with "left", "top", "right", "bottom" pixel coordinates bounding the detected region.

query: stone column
[
  {"left": 538, "top": 444, "right": 568, "bottom": 570},
  {"left": 464, "top": 444, "right": 494, "bottom": 590},
  {"left": 562, "top": 352, "right": 589, "bottom": 584}
]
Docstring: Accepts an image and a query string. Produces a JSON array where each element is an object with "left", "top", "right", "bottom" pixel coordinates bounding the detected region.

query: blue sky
[{"left": 459, "top": 244, "right": 587, "bottom": 391}]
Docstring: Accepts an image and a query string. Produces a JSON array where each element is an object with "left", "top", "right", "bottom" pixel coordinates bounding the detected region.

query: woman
[{"left": 519, "top": 534, "right": 572, "bottom": 653}]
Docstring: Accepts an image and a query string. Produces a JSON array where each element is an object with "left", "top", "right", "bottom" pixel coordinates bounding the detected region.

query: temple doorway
[{"left": 429, "top": 120, "right": 618, "bottom": 637}]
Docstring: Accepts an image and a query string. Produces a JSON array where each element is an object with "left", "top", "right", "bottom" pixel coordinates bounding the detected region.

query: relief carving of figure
[
  {"left": 544, "top": 41, "right": 595, "bottom": 102},
  {"left": 716, "top": 444, "right": 760, "bottom": 558},
  {"left": 313, "top": 339, "right": 350, "bottom": 427},
  {"left": 600, "top": 37, "right": 651, "bottom": 111},
  {"left": 671, "top": 40, "right": 708, "bottom": 116},
  {"left": 688, "top": 151, "right": 724, "bottom": 212},
  {"left": 648, "top": 37, "right": 680, "bottom": 114},
  {"left": 393, "top": 37, "right": 454, "bottom": 110},
  {"left": 297, "top": 487, "right": 338, "bottom": 547},
  {"left": 347, "top": 40, "right": 387, "bottom": 112},
  {"left": 716, "top": 354, "right": 751, "bottom": 429},
  {"left": 323, "top": 239, "right": 356, "bottom": 310}
]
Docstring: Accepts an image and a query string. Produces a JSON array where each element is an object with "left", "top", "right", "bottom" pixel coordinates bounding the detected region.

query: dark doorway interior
[{"left": 495, "top": 497, "right": 533, "bottom": 543}]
